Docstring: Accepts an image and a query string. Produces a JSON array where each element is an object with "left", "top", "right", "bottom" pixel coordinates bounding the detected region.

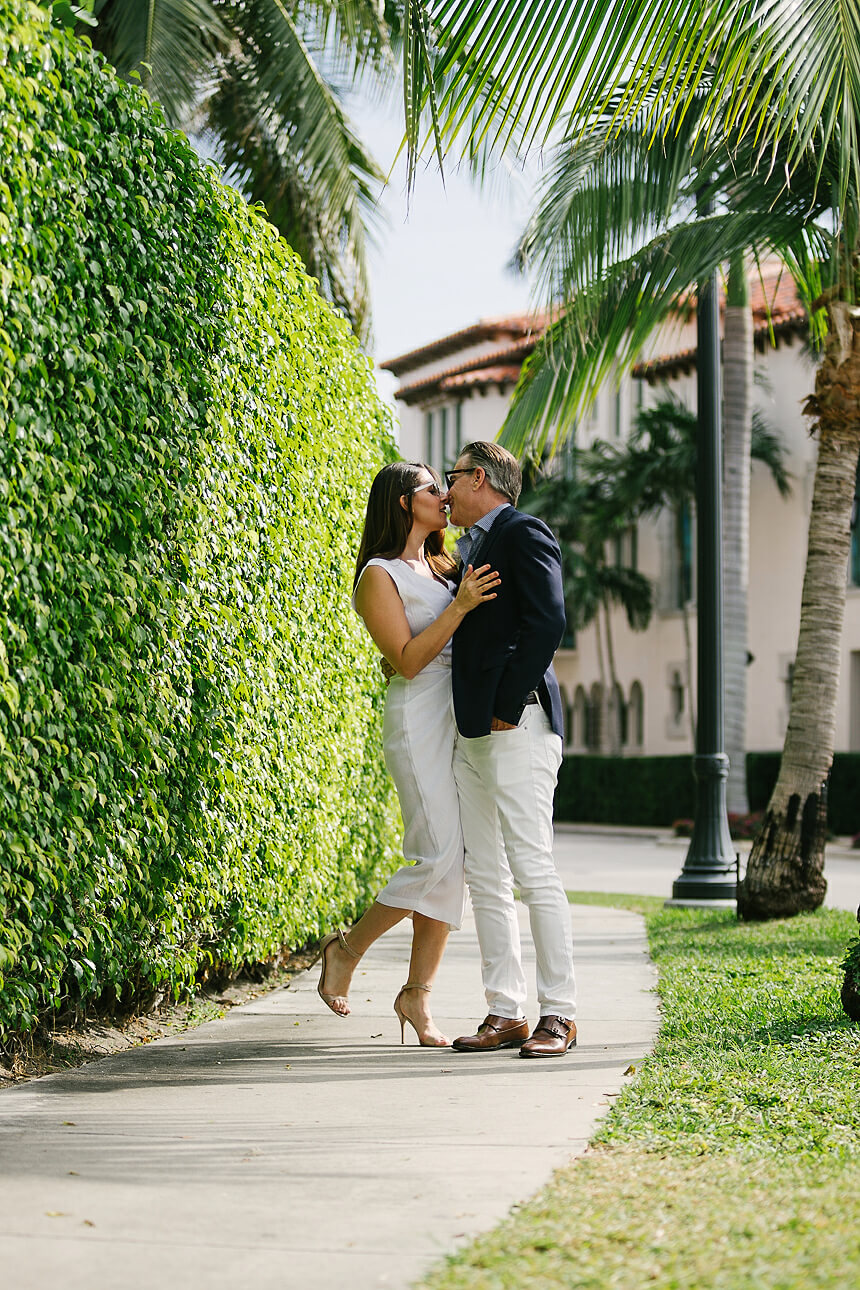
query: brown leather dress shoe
[
  {"left": 519, "top": 1015, "right": 577, "bottom": 1058},
  {"left": 452, "top": 1014, "right": 530, "bottom": 1052}
]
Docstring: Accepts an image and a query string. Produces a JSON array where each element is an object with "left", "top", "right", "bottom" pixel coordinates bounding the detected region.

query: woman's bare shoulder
[{"left": 354, "top": 561, "right": 402, "bottom": 608}]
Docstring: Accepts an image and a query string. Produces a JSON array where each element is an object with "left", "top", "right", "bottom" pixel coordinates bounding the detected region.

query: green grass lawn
[{"left": 422, "top": 894, "right": 860, "bottom": 1289}]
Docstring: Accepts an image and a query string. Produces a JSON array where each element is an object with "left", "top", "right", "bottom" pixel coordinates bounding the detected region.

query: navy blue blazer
[{"left": 451, "top": 506, "right": 566, "bottom": 739}]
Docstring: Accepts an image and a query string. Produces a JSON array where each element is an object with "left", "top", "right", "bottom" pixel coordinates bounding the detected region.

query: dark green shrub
[
  {"left": 745, "top": 752, "right": 782, "bottom": 814},
  {"left": 557, "top": 753, "right": 860, "bottom": 835},
  {"left": 747, "top": 752, "right": 860, "bottom": 836},
  {"left": 826, "top": 754, "right": 860, "bottom": 836},
  {"left": 0, "top": 1, "right": 398, "bottom": 1041},
  {"left": 840, "top": 914, "right": 860, "bottom": 1022}
]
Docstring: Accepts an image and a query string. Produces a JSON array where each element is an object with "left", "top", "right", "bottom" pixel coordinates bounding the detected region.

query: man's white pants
[{"left": 453, "top": 704, "right": 576, "bottom": 1020}]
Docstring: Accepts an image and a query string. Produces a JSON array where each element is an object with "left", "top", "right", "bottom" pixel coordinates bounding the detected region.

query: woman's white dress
[{"left": 354, "top": 557, "right": 466, "bottom": 930}]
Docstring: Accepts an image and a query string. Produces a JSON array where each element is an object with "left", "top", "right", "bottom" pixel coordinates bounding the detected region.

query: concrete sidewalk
[{"left": 0, "top": 902, "right": 658, "bottom": 1290}]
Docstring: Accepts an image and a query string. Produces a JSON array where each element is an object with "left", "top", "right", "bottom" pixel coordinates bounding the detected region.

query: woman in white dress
[{"left": 317, "top": 462, "right": 499, "bottom": 1046}]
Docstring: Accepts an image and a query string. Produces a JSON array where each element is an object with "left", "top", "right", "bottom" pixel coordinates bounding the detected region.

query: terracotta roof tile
[
  {"left": 440, "top": 365, "right": 523, "bottom": 392},
  {"left": 749, "top": 270, "right": 802, "bottom": 319},
  {"left": 394, "top": 337, "right": 539, "bottom": 403},
  {"left": 387, "top": 269, "right": 808, "bottom": 402},
  {"left": 633, "top": 308, "right": 807, "bottom": 381},
  {"left": 381, "top": 311, "right": 551, "bottom": 376}
]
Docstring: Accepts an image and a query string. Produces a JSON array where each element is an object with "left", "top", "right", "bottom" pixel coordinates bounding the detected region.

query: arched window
[
  {"left": 587, "top": 682, "right": 604, "bottom": 752},
  {"left": 629, "top": 681, "right": 644, "bottom": 749},
  {"left": 573, "top": 686, "right": 588, "bottom": 753},
  {"left": 613, "top": 681, "right": 628, "bottom": 747},
  {"left": 558, "top": 684, "right": 573, "bottom": 750}
]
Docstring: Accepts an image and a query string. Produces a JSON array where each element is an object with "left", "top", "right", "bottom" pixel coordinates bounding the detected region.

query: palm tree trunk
[
  {"left": 722, "top": 257, "right": 753, "bottom": 814},
  {"left": 603, "top": 596, "right": 622, "bottom": 755},
  {"left": 593, "top": 601, "right": 608, "bottom": 753},
  {"left": 739, "top": 303, "right": 860, "bottom": 919}
]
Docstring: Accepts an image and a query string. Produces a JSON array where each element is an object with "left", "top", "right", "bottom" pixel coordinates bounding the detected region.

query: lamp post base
[
  {"left": 671, "top": 753, "right": 737, "bottom": 902},
  {"left": 664, "top": 897, "right": 737, "bottom": 909}
]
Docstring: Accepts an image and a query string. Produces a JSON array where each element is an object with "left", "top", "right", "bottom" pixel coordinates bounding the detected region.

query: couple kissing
[{"left": 317, "top": 441, "right": 576, "bottom": 1058}]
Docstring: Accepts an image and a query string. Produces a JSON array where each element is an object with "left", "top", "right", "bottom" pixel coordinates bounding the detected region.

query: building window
[
  {"left": 613, "top": 525, "right": 638, "bottom": 570},
  {"left": 573, "top": 686, "right": 588, "bottom": 752},
  {"left": 439, "top": 406, "right": 449, "bottom": 469},
  {"left": 629, "top": 681, "right": 644, "bottom": 748},
  {"left": 558, "top": 685, "right": 572, "bottom": 749},
  {"left": 613, "top": 681, "right": 628, "bottom": 747},
  {"left": 670, "top": 668, "right": 685, "bottom": 722},
  {"left": 455, "top": 402, "right": 463, "bottom": 457},
  {"left": 777, "top": 653, "right": 794, "bottom": 738},
  {"left": 677, "top": 502, "right": 693, "bottom": 607},
  {"left": 587, "top": 682, "right": 603, "bottom": 751},
  {"left": 784, "top": 659, "right": 795, "bottom": 714},
  {"left": 851, "top": 450, "right": 860, "bottom": 585},
  {"left": 614, "top": 386, "right": 623, "bottom": 439},
  {"left": 424, "top": 410, "right": 434, "bottom": 467},
  {"left": 665, "top": 664, "right": 688, "bottom": 740}
]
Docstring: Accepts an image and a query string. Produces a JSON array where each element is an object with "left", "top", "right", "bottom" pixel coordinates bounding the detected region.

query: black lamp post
[{"left": 671, "top": 234, "right": 737, "bottom": 903}]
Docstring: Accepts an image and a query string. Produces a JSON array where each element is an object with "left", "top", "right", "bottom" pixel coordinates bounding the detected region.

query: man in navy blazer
[{"left": 445, "top": 442, "right": 577, "bottom": 1057}]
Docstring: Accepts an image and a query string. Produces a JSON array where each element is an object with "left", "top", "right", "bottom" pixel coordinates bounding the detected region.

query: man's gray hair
[{"left": 460, "top": 441, "right": 522, "bottom": 505}]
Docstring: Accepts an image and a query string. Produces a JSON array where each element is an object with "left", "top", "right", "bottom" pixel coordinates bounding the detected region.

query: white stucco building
[{"left": 380, "top": 272, "right": 860, "bottom": 760}]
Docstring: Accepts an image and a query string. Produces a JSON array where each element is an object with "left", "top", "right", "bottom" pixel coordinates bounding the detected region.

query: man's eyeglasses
[
  {"left": 444, "top": 467, "right": 477, "bottom": 488},
  {"left": 412, "top": 480, "right": 443, "bottom": 497}
]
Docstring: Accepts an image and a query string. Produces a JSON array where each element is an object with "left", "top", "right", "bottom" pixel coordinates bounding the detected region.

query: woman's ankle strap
[{"left": 336, "top": 928, "right": 361, "bottom": 960}]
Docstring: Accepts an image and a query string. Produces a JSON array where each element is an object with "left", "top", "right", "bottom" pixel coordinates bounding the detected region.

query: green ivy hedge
[
  {"left": 555, "top": 752, "right": 860, "bottom": 834},
  {"left": 0, "top": 1, "right": 399, "bottom": 1042}
]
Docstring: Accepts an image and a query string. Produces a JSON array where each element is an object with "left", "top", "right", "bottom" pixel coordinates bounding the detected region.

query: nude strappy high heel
[
  {"left": 393, "top": 982, "right": 450, "bottom": 1047},
  {"left": 317, "top": 928, "right": 361, "bottom": 1016}
]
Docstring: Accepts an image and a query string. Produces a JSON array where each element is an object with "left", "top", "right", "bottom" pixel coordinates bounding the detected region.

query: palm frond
[
  {"left": 403, "top": 0, "right": 446, "bottom": 190},
  {"left": 403, "top": 2, "right": 860, "bottom": 244},
  {"left": 205, "top": 39, "right": 385, "bottom": 337},
  {"left": 89, "top": 2, "right": 393, "bottom": 335},
  {"left": 625, "top": 395, "right": 792, "bottom": 505},
  {"left": 402, "top": 3, "right": 745, "bottom": 169},
  {"left": 88, "top": 0, "right": 228, "bottom": 124},
  {"left": 513, "top": 86, "right": 709, "bottom": 305},
  {"left": 298, "top": 0, "right": 398, "bottom": 75},
  {"left": 524, "top": 463, "right": 654, "bottom": 632},
  {"left": 596, "top": 565, "right": 654, "bottom": 632},
  {"left": 701, "top": 0, "right": 860, "bottom": 215},
  {"left": 751, "top": 410, "right": 792, "bottom": 498},
  {"left": 501, "top": 198, "right": 829, "bottom": 459}
]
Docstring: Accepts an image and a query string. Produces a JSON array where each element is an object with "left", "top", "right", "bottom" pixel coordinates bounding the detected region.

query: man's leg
[
  {"left": 480, "top": 706, "right": 575, "bottom": 1020},
  {"left": 453, "top": 736, "right": 527, "bottom": 1019}
]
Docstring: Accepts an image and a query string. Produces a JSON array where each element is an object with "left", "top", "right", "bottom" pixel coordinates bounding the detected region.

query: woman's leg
[
  {"left": 396, "top": 913, "right": 450, "bottom": 1044},
  {"left": 321, "top": 899, "right": 407, "bottom": 1002},
  {"left": 407, "top": 912, "right": 450, "bottom": 985}
]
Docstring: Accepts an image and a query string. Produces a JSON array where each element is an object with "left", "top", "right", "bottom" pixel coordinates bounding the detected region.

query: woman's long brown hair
[{"left": 354, "top": 462, "right": 457, "bottom": 589}]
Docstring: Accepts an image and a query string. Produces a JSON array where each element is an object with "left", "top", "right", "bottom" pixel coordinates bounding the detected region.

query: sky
[{"left": 352, "top": 98, "right": 538, "bottom": 413}]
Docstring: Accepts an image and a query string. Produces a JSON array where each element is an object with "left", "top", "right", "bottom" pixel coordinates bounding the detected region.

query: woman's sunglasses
[{"left": 412, "top": 480, "right": 443, "bottom": 497}]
